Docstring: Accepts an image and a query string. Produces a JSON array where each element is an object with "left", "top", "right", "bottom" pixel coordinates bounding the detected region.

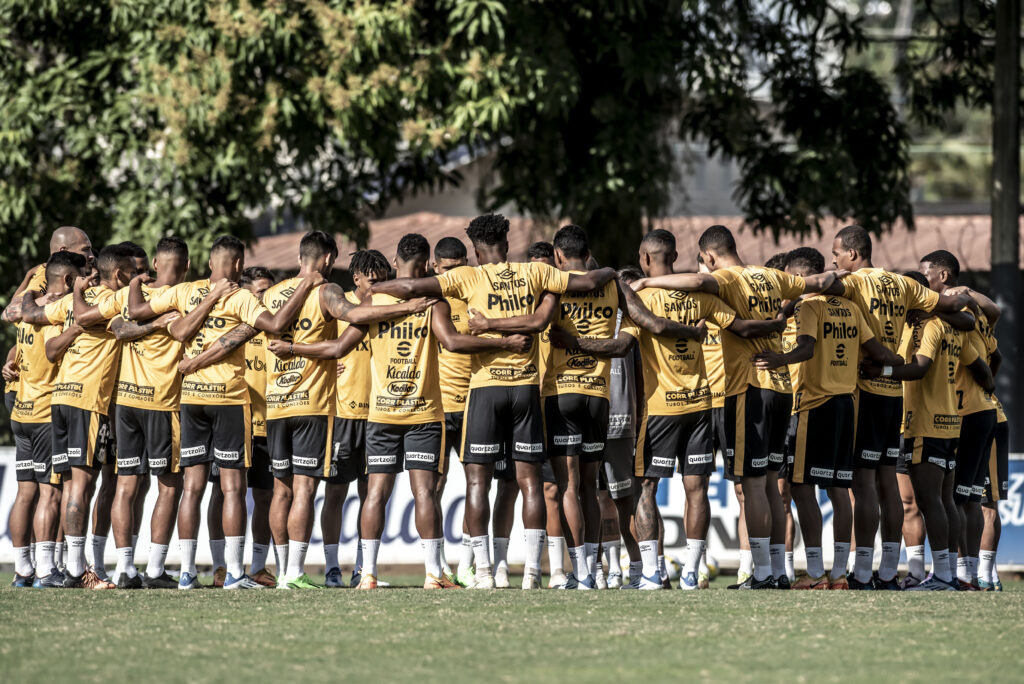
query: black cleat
[
  {"left": 62, "top": 572, "right": 85, "bottom": 588},
  {"left": 142, "top": 572, "right": 179, "bottom": 589},
  {"left": 732, "top": 575, "right": 777, "bottom": 590},
  {"left": 872, "top": 571, "right": 902, "bottom": 591},
  {"left": 847, "top": 573, "right": 874, "bottom": 590},
  {"left": 117, "top": 572, "right": 143, "bottom": 589},
  {"left": 775, "top": 575, "right": 791, "bottom": 590}
]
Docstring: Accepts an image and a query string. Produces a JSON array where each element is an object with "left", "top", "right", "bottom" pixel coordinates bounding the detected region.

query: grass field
[{"left": 2, "top": 573, "right": 1022, "bottom": 683}]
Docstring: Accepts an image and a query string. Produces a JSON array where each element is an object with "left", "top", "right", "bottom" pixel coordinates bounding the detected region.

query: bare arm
[
  {"left": 468, "top": 291, "right": 560, "bottom": 335},
  {"left": 936, "top": 309, "right": 976, "bottom": 332},
  {"left": 861, "top": 338, "right": 904, "bottom": 365},
  {"left": 178, "top": 323, "right": 258, "bottom": 376},
  {"left": 431, "top": 299, "right": 531, "bottom": 354},
  {"left": 966, "top": 358, "right": 995, "bottom": 394},
  {"left": 252, "top": 275, "right": 323, "bottom": 335},
  {"left": 320, "top": 283, "right": 437, "bottom": 325},
  {"left": 725, "top": 316, "right": 786, "bottom": 339},
  {"left": 862, "top": 354, "right": 932, "bottom": 381},
  {"left": 371, "top": 276, "right": 444, "bottom": 299},
  {"left": 266, "top": 326, "right": 366, "bottom": 361},
  {"left": 549, "top": 325, "right": 635, "bottom": 358},
  {"left": 802, "top": 271, "right": 840, "bottom": 294},
  {"left": 564, "top": 267, "right": 617, "bottom": 293},
  {"left": 752, "top": 336, "right": 815, "bottom": 370},
  {"left": 630, "top": 273, "right": 719, "bottom": 295},
  {"left": 45, "top": 325, "right": 84, "bottom": 363},
  {"left": 2, "top": 268, "right": 40, "bottom": 322},
  {"left": 20, "top": 291, "right": 57, "bottom": 326},
  {"left": 614, "top": 280, "right": 705, "bottom": 339},
  {"left": 110, "top": 312, "right": 181, "bottom": 342},
  {"left": 933, "top": 291, "right": 971, "bottom": 315},
  {"left": 945, "top": 286, "right": 1001, "bottom": 325},
  {"left": 990, "top": 348, "right": 1002, "bottom": 377}
]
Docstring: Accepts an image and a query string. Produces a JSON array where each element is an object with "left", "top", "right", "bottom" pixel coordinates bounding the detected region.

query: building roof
[{"left": 246, "top": 212, "right": 1024, "bottom": 272}]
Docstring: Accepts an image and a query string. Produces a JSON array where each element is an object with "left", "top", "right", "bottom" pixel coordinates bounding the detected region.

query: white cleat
[
  {"left": 577, "top": 574, "right": 596, "bottom": 590},
  {"left": 522, "top": 573, "right": 542, "bottom": 590},
  {"left": 638, "top": 573, "right": 664, "bottom": 590},
  {"left": 556, "top": 573, "right": 580, "bottom": 590},
  {"left": 547, "top": 571, "right": 568, "bottom": 589},
  {"left": 494, "top": 566, "right": 511, "bottom": 589},
  {"left": 608, "top": 571, "right": 623, "bottom": 589},
  {"left": 595, "top": 568, "right": 608, "bottom": 590},
  {"left": 471, "top": 572, "right": 496, "bottom": 589}
]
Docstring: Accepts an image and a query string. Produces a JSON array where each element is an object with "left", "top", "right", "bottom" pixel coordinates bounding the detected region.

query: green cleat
[
  {"left": 454, "top": 566, "right": 475, "bottom": 588},
  {"left": 286, "top": 573, "right": 323, "bottom": 590}
]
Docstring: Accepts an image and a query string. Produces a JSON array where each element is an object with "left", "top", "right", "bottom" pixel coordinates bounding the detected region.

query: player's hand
[
  {"left": 859, "top": 360, "right": 882, "bottom": 379},
  {"left": 628, "top": 277, "right": 647, "bottom": 292},
  {"left": 267, "top": 339, "right": 291, "bottom": 358},
  {"left": 336, "top": 362, "right": 346, "bottom": 378},
  {"left": 467, "top": 307, "right": 492, "bottom": 334},
  {"left": 73, "top": 275, "right": 92, "bottom": 293},
  {"left": 302, "top": 272, "right": 326, "bottom": 288},
  {"left": 503, "top": 334, "right": 532, "bottom": 353},
  {"left": 833, "top": 269, "right": 851, "bottom": 279},
  {"left": 694, "top": 319, "right": 708, "bottom": 343},
  {"left": 156, "top": 311, "right": 181, "bottom": 329},
  {"left": 547, "top": 324, "right": 577, "bottom": 350},
  {"left": 2, "top": 360, "right": 19, "bottom": 382},
  {"left": 131, "top": 272, "right": 154, "bottom": 286},
  {"left": 178, "top": 356, "right": 198, "bottom": 376},
  {"left": 209, "top": 278, "right": 238, "bottom": 301},
  {"left": 752, "top": 351, "right": 784, "bottom": 370}
]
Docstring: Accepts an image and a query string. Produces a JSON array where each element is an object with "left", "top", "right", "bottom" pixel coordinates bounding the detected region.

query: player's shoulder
[
  {"left": 370, "top": 292, "right": 401, "bottom": 306},
  {"left": 264, "top": 276, "right": 301, "bottom": 299}
]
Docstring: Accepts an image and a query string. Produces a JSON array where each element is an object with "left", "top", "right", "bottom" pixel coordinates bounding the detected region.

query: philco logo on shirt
[{"left": 488, "top": 270, "right": 532, "bottom": 312}]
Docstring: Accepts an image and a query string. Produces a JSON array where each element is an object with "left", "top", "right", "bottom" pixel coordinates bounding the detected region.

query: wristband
[
  {"left": 881, "top": 365, "right": 893, "bottom": 377},
  {"left": 289, "top": 342, "right": 294, "bottom": 355}
]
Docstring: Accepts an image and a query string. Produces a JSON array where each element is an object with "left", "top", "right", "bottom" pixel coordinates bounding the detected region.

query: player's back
[
  {"left": 903, "top": 317, "right": 967, "bottom": 439},
  {"left": 543, "top": 275, "right": 620, "bottom": 399},
  {"left": 790, "top": 295, "right": 870, "bottom": 412}
]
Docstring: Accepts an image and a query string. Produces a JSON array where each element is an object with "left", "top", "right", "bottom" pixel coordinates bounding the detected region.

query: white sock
[
  {"left": 66, "top": 535, "right": 86, "bottom": 577},
  {"left": 250, "top": 543, "right": 269, "bottom": 574},
  {"left": 85, "top": 533, "right": 95, "bottom": 567},
  {"left": 493, "top": 537, "right": 510, "bottom": 573},
  {"left": 569, "top": 545, "right": 585, "bottom": 579},
  {"left": 440, "top": 539, "right": 453, "bottom": 575},
  {"left": 548, "top": 536, "right": 566, "bottom": 574},
  {"left": 355, "top": 538, "right": 363, "bottom": 572},
  {"left": 749, "top": 538, "right": 771, "bottom": 581},
  {"left": 967, "top": 556, "right": 978, "bottom": 581},
  {"left": 832, "top": 542, "right": 851, "bottom": 580},
  {"left": 906, "top": 545, "right": 926, "bottom": 578},
  {"left": 225, "top": 536, "right": 245, "bottom": 578},
  {"left": 785, "top": 551, "right": 795, "bottom": 581},
  {"left": 273, "top": 544, "right": 288, "bottom": 574},
  {"left": 879, "top": 542, "right": 900, "bottom": 582},
  {"left": 14, "top": 546, "right": 33, "bottom": 576},
  {"left": 131, "top": 534, "right": 139, "bottom": 555},
  {"left": 605, "top": 542, "right": 621, "bottom": 574},
  {"left": 699, "top": 548, "right": 709, "bottom": 576},
  {"left": 948, "top": 551, "right": 958, "bottom": 579},
  {"left": 116, "top": 546, "right": 137, "bottom": 578},
  {"left": 769, "top": 544, "right": 786, "bottom": 578},
  {"left": 30, "top": 542, "right": 36, "bottom": 567},
  {"left": 639, "top": 540, "right": 659, "bottom": 579},
  {"left": 805, "top": 547, "right": 824, "bottom": 578},
  {"left": 324, "top": 543, "right": 340, "bottom": 573},
  {"left": 146, "top": 543, "right": 169, "bottom": 578},
  {"left": 179, "top": 539, "right": 198, "bottom": 576},
  {"left": 361, "top": 539, "right": 381, "bottom": 577},
  {"left": 853, "top": 546, "right": 873, "bottom": 583},
  {"left": 471, "top": 535, "right": 491, "bottom": 573},
  {"left": 286, "top": 540, "right": 308, "bottom": 579},
  {"left": 210, "top": 538, "right": 226, "bottom": 569},
  {"left": 584, "top": 542, "right": 600, "bottom": 578},
  {"left": 91, "top": 535, "right": 107, "bottom": 573},
  {"left": 932, "top": 548, "right": 952, "bottom": 582},
  {"left": 658, "top": 555, "right": 667, "bottom": 581},
  {"left": 956, "top": 555, "right": 969, "bottom": 582},
  {"left": 629, "top": 560, "right": 642, "bottom": 583},
  {"left": 35, "top": 541, "right": 56, "bottom": 575},
  {"left": 684, "top": 538, "right": 705, "bottom": 576},
  {"left": 55, "top": 541, "right": 65, "bottom": 569},
  {"left": 979, "top": 550, "right": 996, "bottom": 583},
  {"left": 422, "top": 538, "right": 443, "bottom": 578},
  {"left": 459, "top": 533, "right": 475, "bottom": 571},
  {"left": 524, "top": 529, "right": 544, "bottom": 575},
  {"left": 739, "top": 549, "right": 753, "bottom": 576}
]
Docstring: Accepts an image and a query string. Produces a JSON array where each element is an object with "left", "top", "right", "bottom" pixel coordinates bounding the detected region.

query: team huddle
[{"left": 2, "top": 215, "right": 1011, "bottom": 592}]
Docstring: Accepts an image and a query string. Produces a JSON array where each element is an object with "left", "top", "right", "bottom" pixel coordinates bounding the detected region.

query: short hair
[
  {"left": 836, "top": 225, "right": 872, "bottom": 260},
  {"left": 617, "top": 266, "right": 644, "bottom": 284},
  {"left": 96, "top": 244, "right": 136, "bottom": 280},
  {"left": 210, "top": 235, "right": 245, "bottom": 260},
  {"left": 465, "top": 213, "right": 510, "bottom": 246},
  {"left": 117, "top": 241, "right": 147, "bottom": 259},
  {"left": 903, "top": 270, "right": 929, "bottom": 288},
  {"left": 45, "top": 251, "right": 87, "bottom": 283},
  {"left": 240, "top": 266, "right": 275, "bottom": 288},
  {"left": 396, "top": 233, "right": 430, "bottom": 263},
  {"left": 434, "top": 237, "right": 467, "bottom": 261},
  {"left": 764, "top": 252, "right": 788, "bottom": 270},
  {"left": 527, "top": 241, "right": 554, "bottom": 261},
  {"left": 785, "top": 247, "right": 825, "bottom": 275},
  {"left": 697, "top": 225, "right": 736, "bottom": 255},
  {"left": 553, "top": 224, "right": 589, "bottom": 259},
  {"left": 155, "top": 236, "right": 189, "bottom": 261},
  {"left": 920, "top": 250, "right": 960, "bottom": 279},
  {"left": 641, "top": 229, "right": 676, "bottom": 255},
  {"left": 299, "top": 230, "right": 338, "bottom": 261},
  {"left": 349, "top": 249, "right": 390, "bottom": 277}
]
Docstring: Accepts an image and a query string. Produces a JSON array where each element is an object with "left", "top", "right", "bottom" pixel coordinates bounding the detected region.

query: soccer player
[
  {"left": 372, "top": 215, "right": 617, "bottom": 589},
  {"left": 128, "top": 235, "right": 319, "bottom": 589},
  {"left": 754, "top": 248, "right": 895, "bottom": 590},
  {"left": 830, "top": 225, "right": 973, "bottom": 589},
  {"left": 9, "top": 252, "right": 87, "bottom": 587},
  {"left": 2, "top": 226, "right": 94, "bottom": 324},
  {"left": 636, "top": 226, "right": 840, "bottom": 588}
]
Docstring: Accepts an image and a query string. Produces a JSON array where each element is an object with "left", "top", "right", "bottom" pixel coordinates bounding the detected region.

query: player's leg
[
  {"left": 111, "top": 407, "right": 146, "bottom": 588},
  {"left": 788, "top": 407, "right": 828, "bottom": 589},
  {"left": 403, "top": 421, "right": 451, "bottom": 588},
  {"left": 678, "top": 410, "right": 715, "bottom": 589},
  {"left": 980, "top": 501, "right": 1001, "bottom": 590},
  {"left": 941, "top": 456, "right": 962, "bottom": 588},
  {"left": 728, "top": 388, "right": 774, "bottom": 588},
  {"left": 764, "top": 390, "right": 792, "bottom": 587},
  {"left": 507, "top": 385, "right": 547, "bottom": 589},
  {"left": 896, "top": 442, "right": 926, "bottom": 587},
  {"left": 579, "top": 459, "right": 602, "bottom": 585},
  {"left": 176, "top": 404, "right": 214, "bottom": 590},
  {"left": 603, "top": 437, "right": 639, "bottom": 588},
  {"left": 89, "top": 462, "right": 116, "bottom": 581},
  {"left": 241, "top": 433, "right": 274, "bottom": 586},
  {"left": 849, "top": 391, "right": 883, "bottom": 589},
  {"left": 357, "top": 471, "right": 395, "bottom": 589},
  {"left": 144, "top": 470, "right": 182, "bottom": 588},
  {"left": 32, "top": 468, "right": 63, "bottom": 588},
  {"left": 906, "top": 439, "right": 955, "bottom": 590},
  {"left": 979, "top": 419, "right": 1008, "bottom": 590},
  {"left": 826, "top": 397, "right": 855, "bottom": 589},
  {"left": 597, "top": 488, "right": 619, "bottom": 588},
  {"left": 781, "top": 480, "right": 796, "bottom": 582},
  {"left": 578, "top": 395, "right": 609, "bottom": 587},
  {"left": 492, "top": 476, "right": 519, "bottom": 588},
  {"left": 439, "top": 411, "right": 464, "bottom": 580},
  {"left": 9, "top": 421, "right": 39, "bottom": 585},
  {"left": 542, "top": 468, "right": 567, "bottom": 588},
  {"left": 550, "top": 453, "right": 583, "bottom": 583},
  {"left": 207, "top": 471, "right": 225, "bottom": 585},
  {"left": 321, "top": 480, "right": 347, "bottom": 586},
  {"left": 278, "top": 415, "right": 331, "bottom": 589},
  {"left": 458, "top": 387, "right": 506, "bottom": 586}
]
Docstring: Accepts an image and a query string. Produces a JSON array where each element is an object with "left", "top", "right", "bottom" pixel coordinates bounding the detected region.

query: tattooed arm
[
  {"left": 1, "top": 267, "right": 42, "bottom": 322},
  {"left": 45, "top": 324, "right": 85, "bottom": 363},
  {"left": 110, "top": 311, "right": 181, "bottom": 342},
  {"left": 615, "top": 280, "right": 706, "bottom": 339},
  {"left": 266, "top": 325, "right": 367, "bottom": 361},
  {"left": 320, "top": 283, "right": 437, "bottom": 324},
  {"left": 467, "top": 291, "right": 560, "bottom": 335},
  {"left": 178, "top": 323, "right": 258, "bottom": 376},
  {"left": 548, "top": 324, "right": 638, "bottom": 358}
]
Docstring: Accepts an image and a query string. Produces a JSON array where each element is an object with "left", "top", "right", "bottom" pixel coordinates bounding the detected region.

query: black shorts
[
  {"left": 249, "top": 436, "right": 273, "bottom": 490},
  {"left": 5, "top": 390, "right": 15, "bottom": 415},
  {"left": 115, "top": 406, "right": 181, "bottom": 476},
  {"left": 51, "top": 404, "right": 112, "bottom": 473},
  {"left": 366, "top": 421, "right": 444, "bottom": 474},
  {"left": 267, "top": 415, "right": 332, "bottom": 479},
  {"left": 13, "top": 421, "right": 59, "bottom": 484},
  {"left": 635, "top": 411, "right": 713, "bottom": 479},
  {"left": 788, "top": 396, "right": 855, "bottom": 488},
  {"left": 444, "top": 412, "right": 464, "bottom": 460},
  {"left": 723, "top": 387, "right": 791, "bottom": 479},
  {"left": 854, "top": 391, "right": 903, "bottom": 468},
  {"left": 540, "top": 459, "right": 556, "bottom": 484},
  {"left": 955, "top": 410, "right": 997, "bottom": 504},
  {"left": 544, "top": 394, "right": 610, "bottom": 462},
  {"left": 983, "top": 421, "right": 1009, "bottom": 502},
  {"left": 462, "top": 385, "right": 545, "bottom": 464},
  {"left": 905, "top": 436, "right": 958, "bottom": 474},
  {"left": 602, "top": 437, "right": 636, "bottom": 499},
  {"left": 326, "top": 417, "right": 366, "bottom": 484},
  {"left": 180, "top": 404, "right": 251, "bottom": 470}
]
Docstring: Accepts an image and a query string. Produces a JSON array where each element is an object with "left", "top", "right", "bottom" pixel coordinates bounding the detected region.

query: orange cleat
[
  {"left": 82, "top": 570, "right": 116, "bottom": 590},
  {"left": 212, "top": 566, "right": 226, "bottom": 588},
  {"left": 792, "top": 573, "right": 830, "bottom": 590},
  {"left": 424, "top": 573, "right": 462, "bottom": 589},
  {"left": 827, "top": 575, "right": 849, "bottom": 590},
  {"left": 251, "top": 568, "right": 277, "bottom": 588},
  {"left": 357, "top": 574, "right": 378, "bottom": 590}
]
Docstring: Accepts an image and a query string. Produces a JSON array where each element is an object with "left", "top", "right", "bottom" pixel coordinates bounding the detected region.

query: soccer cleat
[
  {"left": 33, "top": 572, "right": 65, "bottom": 589},
  {"left": 547, "top": 571, "right": 567, "bottom": 589},
  {"left": 607, "top": 571, "right": 623, "bottom": 589},
  {"left": 117, "top": 573, "right": 143, "bottom": 589},
  {"left": 324, "top": 567, "right": 345, "bottom": 588},
  {"left": 494, "top": 566, "right": 511, "bottom": 589},
  {"left": 224, "top": 572, "right": 263, "bottom": 590},
  {"left": 178, "top": 572, "right": 200, "bottom": 590},
  {"left": 994, "top": 579, "right": 1003, "bottom": 592},
  {"left": 847, "top": 574, "right": 874, "bottom": 591},
  {"left": 678, "top": 571, "right": 699, "bottom": 590},
  {"left": 898, "top": 574, "right": 924, "bottom": 590},
  {"left": 828, "top": 575, "right": 850, "bottom": 590},
  {"left": 251, "top": 568, "right": 277, "bottom": 588},
  {"left": 977, "top": 579, "right": 995, "bottom": 591},
  {"left": 285, "top": 574, "right": 322, "bottom": 590},
  {"left": 455, "top": 565, "right": 476, "bottom": 588},
  {"left": 11, "top": 572, "right": 34, "bottom": 588},
  {"left": 69, "top": 570, "right": 115, "bottom": 590},
  {"left": 424, "top": 573, "right": 461, "bottom": 589},
  {"left": 595, "top": 568, "right": 607, "bottom": 590},
  {"left": 775, "top": 575, "right": 791, "bottom": 590},
  {"left": 697, "top": 571, "right": 711, "bottom": 590},
  {"left": 92, "top": 566, "right": 111, "bottom": 583},
  {"left": 142, "top": 572, "right": 179, "bottom": 589},
  {"left": 906, "top": 575, "right": 957, "bottom": 592},
  {"left": 522, "top": 573, "right": 542, "bottom": 590},
  {"left": 791, "top": 572, "right": 829, "bottom": 590},
  {"left": 577, "top": 574, "right": 596, "bottom": 590},
  {"left": 556, "top": 573, "right": 579, "bottom": 590},
  {"left": 471, "top": 572, "right": 496, "bottom": 590},
  {"left": 872, "top": 572, "right": 902, "bottom": 591},
  {"left": 735, "top": 571, "right": 752, "bottom": 586},
  {"left": 956, "top": 579, "right": 980, "bottom": 592},
  {"left": 731, "top": 575, "right": 776, "bottom": 590},
  {"left": 638, "top": 573, "right": 664, "bottom": 590},
  {"left": 357, "top": 574, "right": 378, "bottom": 590},
  {"left": 212, "top": 566, "right": 226, "bottom": 588},
  {"left": 349, "top": 569, "right": 362, "bottom": 588}
]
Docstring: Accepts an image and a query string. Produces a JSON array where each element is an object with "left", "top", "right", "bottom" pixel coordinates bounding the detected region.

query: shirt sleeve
[
  {"left": 616, "top": 313, "right": 640, "bottom": 341},
  {"left": 700, "top": 294, "right": 737, "bottom": 330},
  {"left": 902, "top": 275, "right": 941, "bottom": 312},
  {"left": 233, "top": 290, "right": 269, "bottom": 328},
  {"left": 960, "top": 334, "right": 980, "bottom": 366},
  {"left": 776, "top": 271, "right": 807, "bottom": 300},
  {"left": 42, "top": 323, "right": 63, "bottom": 344},
  {"left": 853, "top": 305, "right": 875, "bottom": 343},
  {"left": 435, "top": 267, "right": 474, "bottom": 300},
  {"left": 148, "top": 282, "right": 186, "bottom": 315},
  {"left": 916, "top": 319, "right": 944, "bottom": 360},
  {"left": 43, "top": 295, "right": 70, "bottom": 326},
  {"left": 530, "top": 263, "right": 570, "bottom": 295},
  {"left": 93, "top": 288, "right": 121, "bottom": 321},
  {"left": 794, "top": 300, "right": 820, "bottom": 340}
]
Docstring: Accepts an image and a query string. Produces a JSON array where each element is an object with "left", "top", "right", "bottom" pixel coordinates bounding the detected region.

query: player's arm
[
  {"left": 1, "top": 268, "right": 41, "bottom": 322},
  {"left": 178, "top": 323, "right": 259, "bottom": 376},
  {"left": 629, "top": 273, "right": 719, "bottom": 295},
  {"left": 614, "top": 281, "right": 705, "bottom": 339},
  {"left": 266, "top": 325, "right": 367, "bottom": 361},
  {"left": 801, "top": 271, "right": 842, "bottom": 295},
  {"left": 724, "top": 316, "right": 786, "bottom": 339},
  {"left": 945, "top": 286, "right": 1001, "bottom": 325},
  {"left": 165, "top": 278, "right": 239, "bottom": 342},
  {"left": 752, "top": 335, "right": 815, "bottom": 370},
  {"left": 250, "top": 274, "right": 324, "bottom": 335},
  {"left": 990, "top": 348, "right": 1002, "bottom": 377},
  {"left": 860, "top": 338, "right": 903, "bottom": 365},
  {"left": 320, "top": 283, "right": 436, "bottom": 324},
  {"left": 564, "top": 267, "right": 617, "bottom": 293},
  {"left": 110, "top": 312, "right": 181, "bottom": 342},
  {"left": 468, "top": 291, "right": 560, "bottom": 335},
  {"left": 549, "top": 325, "right": 637, "bottom": 358},
  {"left": 431, "top": 299, "right": 531, "bottom": 354},
  {"left": 966, "top": 357, "right": 995, "bottom": 394},
  {"left": 371, "top": 276, "right": 444, "bottom": 299},
  {"left": 19, "top": 291, "right": 61, "bottom": 326},
  {"left": 934, "top": 308, "right": 975, "bottom": 332},
  {"left": 45, "top": 324, "right": 85, "bottom": 363},
  {"left": 861, "top": 353, "right": 931, "bottom": 381}
]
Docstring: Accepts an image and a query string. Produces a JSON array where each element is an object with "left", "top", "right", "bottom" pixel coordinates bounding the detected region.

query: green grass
[{"left": 2, "top": 574, "right": 1023, "bottom": 683}]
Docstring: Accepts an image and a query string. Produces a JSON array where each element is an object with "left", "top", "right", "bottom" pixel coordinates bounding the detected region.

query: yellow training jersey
[
  {"left": 438, "top": 297, "right": 472, "bottom": 414},
  {"left": 149, "top": 279, "right": 268, "bottom": 405},
  {"left": 24, "top": 263, "right": 46, "bottom": 293},
  {"left": 436, "top": 262, "right": 570, "bottom": 389},
  {"left": 262, "top": 278, "right": 336, "bottom": 419},
  {"left": 44, "top": 286, "right": 121, "bottom": 415},
  {"left": 543, "top": 276, "right": 638, "bottom": 399},
  {"left": 955, "top": 311, "right": 996, "bottom": 416},
  {"left": 110, "top": 284, "right": 184, "bottom": 412},
  {"left": 978, "top": 316, "right": 1007, "bottom": 424},
  {"left": 903, "top": 317, "right": 978, "bottom": 439},
  {"left": 701, "top": 322, "right": 726, "bottom": 409},
  {"left": 366, "top": 293, "right": 443, "bottom": 425},
  {"left": 789, "top": 295, "right": 874, "bottom": 412},
  {"left": 636, "top": 288, "right": 736, "bottom": 416},
  {"left": 245, "top": 333, "right": 268, "bottom": 436},
  {"left": 710, "top": 266, "right": 805, "bottom": 395},
  {"left": 336, "top": 291, "right": 371, "bottom": 420},
  {"left": 839, "top": 268, "right": 940, "bottom": 397},
  {"left": 12, "top": 320, "right": 60, "bottom": 423}
]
